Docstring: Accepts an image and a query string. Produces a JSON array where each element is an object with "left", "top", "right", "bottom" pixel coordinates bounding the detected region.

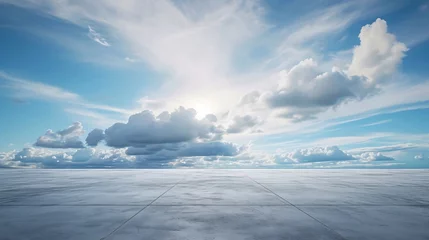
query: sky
[{"left": 0, "top": 0, "right": 429, "bottom": 169}]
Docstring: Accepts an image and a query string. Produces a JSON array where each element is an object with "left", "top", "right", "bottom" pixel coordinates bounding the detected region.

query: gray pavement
[{"left": 0, "top": 169, "right": 428, "bottom": 240}]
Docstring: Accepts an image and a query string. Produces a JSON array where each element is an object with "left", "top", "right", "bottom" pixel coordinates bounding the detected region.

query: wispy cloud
[
  {"left": 0, "top": 71, "right": 130, "bottom": 123},
  {"left": 347, "top": 143, "right": 429, "bottom": 154},
  {"left": 362, "top": 119, "right": 392, "bottom": 127},
  {"left": 87, "top": 25, "right": 110, "bottom": 46},
  {"left": 0, "top": 71, "right": 80, "bottom": 102}
]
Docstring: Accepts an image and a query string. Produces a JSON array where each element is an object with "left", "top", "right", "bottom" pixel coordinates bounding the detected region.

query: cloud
[
  {"left": 274, "top": 146, "right": 355, "bottom": 164},
  {"left": 5, "top": 142, "right": 245, "bottom": 169},
  {"left": 128, "top": 141, "right": 245, "bottom": 167},
  {"left": 273, "top": 145, "right": 397, "bottom": 165},
  {"left": 242, "top": 19, "right": 407, "bottom": 122},
  {"left": 347, "top": 143, "right": 422, "bottom": 154},
  {"left": 276, "top": 108, "right": 319, "bottom": 123},
  {"left": 227, "top": 115, "right": 261, "bottom": 133},
  {"left": 85, "top": 128, "right": 105, "bottom": 147},
  {"left": 86, "top": 107, "right": 224, "bottom": 148},
  {"left": 0, "top": 143, "right": 406, "bottom": 169},
  {"left": 0, "top": 71, "right": 133, "bottom": 118},
  {"left": 238, "top": 91, "right": 261, "bottom": 106},
  {"left": 14, "top": 147, "right": 72, "bottom": 165},
  {"left": 0, "top": 71, "right": 80, "bottom": 102},
  {"left": 34, "top": 122, "right": 85, "bottom": 149},
  {"left": 137, "top": 97, "right": 166, "bottom": 110},
  {"left": 8, "top": 147, "right": 134, "bottom": 168},
  {"left": 71, "top": 148, "right": 133, "bottom": 166},
  {"left": 348, "top": 18, "right": 408, "bottom": 82},
  {"left": 265, "top": 59, "right": 373, "bottom": 120},
  {"left": 0, "top": 150, "right": 20, "bottom": 168},
  {"left": 361, "top": 119, "right": 392, "bottom": 127},
  {"left": 414, "top": 154, "right": 425, "bottom": 160},
  {"left": 87, "top": 25, "right": 110, "bottom": 46},
  {"left": 124, "top": 57, "right": 137, "bottom": 62},
  {"left": 357, "top": 152, "right": 394, "bottom": 162}
]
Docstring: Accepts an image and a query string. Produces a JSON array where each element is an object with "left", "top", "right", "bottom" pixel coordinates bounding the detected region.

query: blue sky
[{"left": 0, "top": 0, "right": 429, "bottom": 168}]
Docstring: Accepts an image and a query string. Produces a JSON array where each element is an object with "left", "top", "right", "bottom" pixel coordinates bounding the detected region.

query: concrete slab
[
  {"left": 153, "top": 180, "right": 285, "bottom": 206},
  {"left": 0, "top": 206, "right": 141, "bottom": 240},
  {"left": 107, "top": 206, "right": 344, "bottom": 240},
  {"left": 301, "top": 206, "right": 429, "bottom": 240},
  {"left": 1, "top": 169, "right": 428, "bottom": 240}
]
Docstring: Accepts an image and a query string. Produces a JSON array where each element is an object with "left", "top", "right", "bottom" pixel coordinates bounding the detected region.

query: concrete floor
[{"left": 0, "top": 169, "right": 428, "bottom": 240}]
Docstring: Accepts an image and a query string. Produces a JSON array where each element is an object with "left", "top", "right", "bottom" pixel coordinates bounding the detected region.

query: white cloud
[
  {"left": 361, "top": 119, "right": 392, "bottom": 127},
  {"left": 238, "top": 91, "right": 261, "bottom": 106},
  {"left": 0, "top": 143, "right": 409, "bottom": 168},
  {"left": 14, "top": 147, "right": 72, "bottom": 165},
  {"left": 2, "top": 0, "right": 379, "bottom": 121},
  {"left": 0, "top": 150, "right": 20, "bottom": 168},
  {"left": 309, "top": 133, "right": 391, "bottom": 148},
  {"left": 0, "top": 71, "right": 132, "bottom": 114},
  {"left": 1, "top": 1, "right": 427, "bottom": 170},
  {"left": 241, "top": 18, "right": 408, "bottom": 124},
  {"left": 137, "top": 97, "right": 166, "bottom": 110},
  {"left": 71, "top": 148, "right": 133, "bottom": 166},
  {"left": 227, "top": 115, "right": 261, "bottom": 133},
  {"left": 124, "top": 57, "right": 137, "bottom": 62},
  {"left": 274, "top": 146, "right": 355, "bottom": 164},
  {"left": 34, "top": 122, "right": 85, "bottom": 149},
  {"left": 85, "top": 128, "right": 105, "bottom": 147},
  {"left": 414, "top": 154, "right": 424, "bottom": 160},
  {"left": 348, "top": 18, "right": 408, "bottom": 82},
  {"left": 266, "top": 59, "right": 372, "bottom": 118},
  {"left": 357, "top": 152, "right": 394, "bottom": 162},
  {"left": 0, "top": 71, "right": 80, "bottom": 102},
  {"left": 347, "top": 143, "right": 423, "bottom": 154},
  {"left": 7, "top": 147, "right": 134, "bottom": 168},
  {"left": 87, "top": 25, "right": 110, "bottom": 46},
  {"left": 87, "top": 107, "right": 225, "bottom": 148},
  {"left": 0, "top": 71, "right": 134, "bottom": 127},
  {"left": 273, "top": 146, "right": 396, "bottom": 165},
  {"left": 128, "top": 141, "right": 246, "bottom": 167}
]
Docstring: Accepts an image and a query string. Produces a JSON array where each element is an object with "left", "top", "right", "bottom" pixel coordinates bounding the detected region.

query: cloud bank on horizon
[{"left": 0, "top": 0, "right": 428, "bottom": 168}]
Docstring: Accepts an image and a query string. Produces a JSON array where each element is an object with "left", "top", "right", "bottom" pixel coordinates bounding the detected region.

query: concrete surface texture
[{"left": 0, "top": 169, "right": 428, "bottom": 240}]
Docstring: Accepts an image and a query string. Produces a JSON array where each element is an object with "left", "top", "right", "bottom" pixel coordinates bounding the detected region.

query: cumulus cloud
[
  {"left": 274, "top": 146, "right": 355, "bottom": 164},
  {"left": 86, "top": 128, "right": 105, "bottom": 147},
  {"left": 227, "top": 115, "right": 261, "bottom": 133},
  {"left": 0, "top": 151, "right": 21, "bottom": 168},
  {"left": 86, "top": 107, "right": 225, "bottom": 148},
  {"left": 357, "top": 152, "right": 394, "bottom": 162},
  {"left": 80, "top": 107, "right": 256, "bottom": 167},
  {"left": 414, "top": 154, "right": 424, "bottom": 160},
  {"left": 128, "top": 141, "right": 245, "bottom": 167},
  {"left": 34, "top": 122, "right": 85, "bottom": 149},
  {"left": 266, "top": 59, "right": 373, "bottom": 120},
  {"left": 87, "top": 25, "right": 110, "bottom": 47},
  {"left": 273, "top": 146, "right": 396, "bottom": 164},
  {"left": 238, "top": 91, "right": 261, "bottom": 106},
  {"left": 128, "top": 142, "right": 243, "bottom": 156},
  {"left": 1, "top": 144, "right": 400, "bottom": 169},
  {"left": 5, "top": 147, "right": 134, "bottom": 168},
  {"left": 14, "top": 147, "right": 72, "bottom": 166},
  {"left": 71, "top": 148, "right": 133, "bottom": 166},
  {"left": 241, "top": 19, "right": 407, "bottom": 122},
  {"left": 348, "top": 18, "right": 408, "bottom": 82}
]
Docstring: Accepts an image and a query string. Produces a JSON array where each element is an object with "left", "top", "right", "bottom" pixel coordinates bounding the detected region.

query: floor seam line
[
  {"left": 246, "top": 175, "right": 349, "bottom": 240},
  {"left": 1, "top": 204, "right": 428, "bottom": 207},
  {"left": 100, "top": 178, "right": 183, "bottom": 240}
]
